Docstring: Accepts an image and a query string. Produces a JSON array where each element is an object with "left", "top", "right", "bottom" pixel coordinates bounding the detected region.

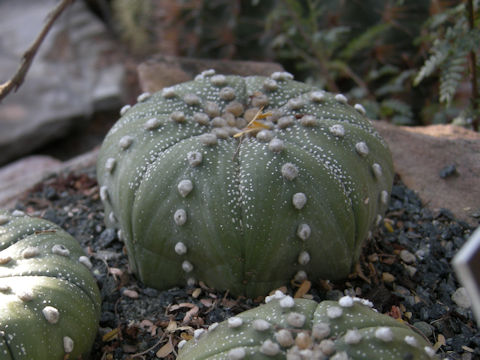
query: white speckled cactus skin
[
  {"left": 0, "top": 210, "right": 101, "bottom": 359},
  {"left": 177, "top": 294, "right": 436, "bottom": 360},
  {"left": 97, "top": 70, "right": 394, "bottom": 297}
]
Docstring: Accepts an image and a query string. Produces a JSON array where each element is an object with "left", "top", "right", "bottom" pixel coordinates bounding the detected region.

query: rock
[
  {"left": 137, "top": 55, "right": 284, "bottom": 94},
  {"left": 0, "top": 0, "right": 125, "bottom": 165},
  {"left": 451, "top": 287, "right": 472, "bottom": 309},
  {"left": 0, "top": 155, "right": 62, "bottom": 208},
  {"left": 373, "top": 121, "right": 480, "bottom": 226}
]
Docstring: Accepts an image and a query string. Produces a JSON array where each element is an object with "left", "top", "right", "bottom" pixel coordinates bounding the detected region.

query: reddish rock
[{"left": 373, "top": 121, "right": 480, "bottom": 226}]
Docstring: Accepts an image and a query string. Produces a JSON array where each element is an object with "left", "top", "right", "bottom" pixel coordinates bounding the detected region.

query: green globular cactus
[
  {"left": 0, "top": 210, "right": 101, "bottom": 360},
  {"left": 97, "top": 70, "right": 394, "bottom": 297},
  {"left": 177, "top": 294, "right": 437, "bottom": 360}
]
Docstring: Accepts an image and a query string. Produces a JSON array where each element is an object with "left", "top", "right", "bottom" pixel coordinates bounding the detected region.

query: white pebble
[
  {"left": 452, "top": 287, "right": 472, "bottom": 309},
  {"left": 296, "top": 224, "right": 311, "bottom": 241},
  {"left": 281, "top": 163, "right": 298, "bottom": 181},
  {"left": 400, "top": 249, "right": 416, "bottom": 264},
  {"left": 177, "top": 180, "right": 193, "bottom": 197},
  {"left": 174, "top": 242, "right": 187, "bottom": 255},
  {"left": 355, "top": 141, "right": 369, "bottom": 156}
]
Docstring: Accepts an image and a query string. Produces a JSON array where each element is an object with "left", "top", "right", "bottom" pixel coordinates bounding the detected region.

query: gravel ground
[{"left": 14, "top": 166, "right": 479, "bottom": 360}]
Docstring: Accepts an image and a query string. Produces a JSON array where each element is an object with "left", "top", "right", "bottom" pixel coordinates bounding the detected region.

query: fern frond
[
  {"left": 414, "top": 46, "right": 447, "bottom": 85},
  {"left": 339, "top": 23, "right": 391, "bottom": 60},
  {"left": 439, "top": 55, "right": 467, "bottom": 105}
]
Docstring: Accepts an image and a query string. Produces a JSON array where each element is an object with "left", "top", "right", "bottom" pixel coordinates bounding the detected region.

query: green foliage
[
  {"left": 97, "top": 72, "right": 394, "bottom": 298},
  {"left": 177, "top": 295, "right": 436, "bottom": 359},
  {"left": 0, "top": 210, "right": 101, "bottom": 359}
]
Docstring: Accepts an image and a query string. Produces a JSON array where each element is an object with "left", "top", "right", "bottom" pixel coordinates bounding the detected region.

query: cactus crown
[
  {"left": 97, "top": 70, "right": 394, "bottom": 297},
  {"left": 177, "top": 294, "right": 436, "bottom": 360},
  {"left": 0, "top": 210, "right": 100, "bottom": 359}
]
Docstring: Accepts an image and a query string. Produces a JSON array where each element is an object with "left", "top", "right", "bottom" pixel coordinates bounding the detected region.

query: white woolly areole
[
  {"left": 79, "top": 256, "right": 93, "bottom": 270},
  {"left": 178, "top": 340, "right": 187, "bottom": 349},
  {"left": 177, "top": 180, "right": 193, "bottom": 197},
  {"left": 0, "top": 284, "right": 10, "bottom": 292},
  {"left": 287, "top": 312, "right": 306, "bottom": 328},
  {"left": 22, "top": 247, "right": 40, "bottom": 259},
  {"left": 298, "top": 251, "right": 310, "bottom": 265},
  {"left": 310, "top": 91, "right": 325, "bottom": 102},
  {"left": 265, "top": 290, "right": 286, "bottom": 303},
  {"left": 108, "top": 211, "right": 117, "bottom": 224},
  {"left": 281, "top": 163, "right": 299, "bottom": 180},
  {"left": 99, "top": 186, "right": 109, "bottom": 202},
  {"left": 300, "top": 115, "right": 317, "bottom": 127},
  {"left": 174, "top": 209, "right": 187, "bottom": 226},
  {"left": 275, "top": 329, "right": 295, "bottom": 347},
  {"left": 105, "top": 158, "right": 116, "bottom": 173},
  {"left": 354, "top": 103, "right": 366, "bottom": 115},
  {"left": 338, "top": 295, "right": 354, "bottom": 308},
  {"left": 271, "top": 71, "right": 294, "bottom": 81},
  {"left": 353, "top": 297, "right": 374, "bottom": 308},
  {"left": 263, "top": 78, "right": 278, "bottom": 91},
  {"left": 296, "top": 223, "right": 311, "bottom": 241},
  {"left": 52, "top": 244, "right": 70, "bottom": 257},
  {"left": 137, "top": 92, "right": 151, "bottom": 103},
  {"left": 219, "top": 87, "right": 236, "bottom": 101},
  {"left": 372, "top": 163, "right": 383, "bottom": 178},
  {"left": 183, "top": 93, "right": 201, "bottom": 105},
  {"left": 331, "top": 351, "right": 349, "bottom": 360},
  {"left": 404, "top": 335, "right": 418, "bottom": 347},
  {"left": 292, "top": 192, "right": 307, "bottom": 209},
  {"left": 228, "top": 317, "right": 243, "bottom": 328},
  {"left": 174, "top": 242, "right": 187, "bottom": 255},
  {"left": 17, "top": 289, "right": 34, "bottom": 302},
  {"left": 335, "top": 93, "right": 348, "bottom": 103},
  {"left": 187, "top": 277, "right": 196, "bottom": 286},
  {"left": 294, "top": 270, "right": 307, "bottom": 282},
  {"left": 0, "top": 255, "right": 12, "bottom": 265},
  {"left": 208, "top": 322, "right": 219, "bottom": 331},
  {"left": 119, "top": 135, "right": 133, "bottom": 150},
  {"left": 375, "top": 327, "right": 394, "bottom": 342},
  {"left": 228, "top": 347, "right": 246, "bottom": 360},
  {"left": 182, "top": 260, "right": 194, "bottom": 273},
  {"left": 171, "top": 111, "right": 186, "bottom": 123},
  {"left": 329, "top": 124, "right": 345, "bottom": 137},
  {"left": 42, "top": 306, "right": 60, "bottom": 324},
  {"left": 327, "top": 306, "right": 343, "bottom": 319},
  {"left": 277, "top": 116, "right": 294, "bottom": 129},
  {"left": 424, "top": 346, "right": 436, "bottom": 358},
  {"left": 63, "top": 336, "right": 74, "bottom": 353},
  {"left": 194, "top": 328, "right": 205, "bottom": 339},
  {"left": 0, "top": 215, "right": 10, "bottom": 225},
  {"left": 312, "top": 323, "right": 330, "bottom": 340},
  {"left": 344, "top": 329, "right": 362, "bottom": 344},
  {"left": 187, "top": 151, "right": 203, "bottom": 167},
  {"left": 144, "top": 117, "right": 161, "bottom": 130},
  {"left": 256, "top": 130, "right": 274, "bottom": 142},
  {"left": 268, "top": 138, "right": 285, "bottom": 153},
  {"left": 355, "top": 141, "right": 369, "bottom": 156},
  {"left": 252, "top": 319, "right": 271, "bottom": 331},
  {"left": 211, "top": 74, "right": 227, "bottom": 86},
  {"left": 120, "top": 104, "right": 131, "bottom": 116},
  {"left": 199, "top": 133, "right": 218, "bottom": 146},
  {"left": 260, "top": 340, "right": 280, "bottom": 356},
  {"left": 162, "top": 87, "right": 176, "bottom": 98},
  {"left": 287, "top": 98, "right": 304, "bottom": 110},
  {"left": 319, "top": 339, "right": 335, "bottom": 355},
  {"left": 193, "top": 112, "right": 209, "bottom": 125},
  {"left": 12, "top": 210, "right": 25, "bottom": 217},
  {"left": 204, "top": 101, "right": 221, "bottom": 118},
  {"left": 279, "top": 295, "right": 295, "bottom": 308},
  {"left": 381, "top": 190, "right": 389, "bottom": 205}
]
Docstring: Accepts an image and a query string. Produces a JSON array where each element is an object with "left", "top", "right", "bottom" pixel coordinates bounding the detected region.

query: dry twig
[{"left": 0, "top": 0, "right": 75, "bottom": 102}]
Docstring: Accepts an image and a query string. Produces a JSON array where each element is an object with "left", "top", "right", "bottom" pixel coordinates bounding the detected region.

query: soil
[{"left": 13, "top": 167, "right": 480, "bottom": 360}]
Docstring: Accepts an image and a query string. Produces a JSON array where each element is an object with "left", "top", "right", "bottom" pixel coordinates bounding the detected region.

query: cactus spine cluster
[
  {"left": 0, "top": 210, "right": 101, "bottom": 359},
  {"left": 177, "top": 294, "right": 436, "bottom": 360},
  {"left": 97, "top": 70, "right": 394, "bottom": 297}
]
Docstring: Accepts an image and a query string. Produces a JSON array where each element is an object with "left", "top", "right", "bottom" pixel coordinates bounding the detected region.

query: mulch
[{"left": 14, "top": 167, "right": 479, "bottom": 360}]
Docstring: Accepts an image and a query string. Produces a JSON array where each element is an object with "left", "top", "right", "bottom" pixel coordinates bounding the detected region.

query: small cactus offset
[
  {"left": 177, "top": 294, "right": 437, "bottom": 360},
  {"left": 0, "top": 210, "right": 101, "bottom": 359},
  {"left": 97, "top": 70, "right": 394, "bottom": 297}
]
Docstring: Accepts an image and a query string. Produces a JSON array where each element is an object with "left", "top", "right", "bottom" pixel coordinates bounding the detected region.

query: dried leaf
[
  {"left": 180, "top": 332, "right": 193, "bottom": 341},
  {"left": 102, "top": 328, "right": 120, "bottom": 342},
  {"left": 434, "top": 334, "right": 446, "bottom": 350},
  {"left": 108, "top": 267, "right": 123, "bottom": 276},
  {"left": 200, "top": 298, "right": 213, "bottom": 307},
  {"left": 156, "top": 342, "right": 174, "bottom": 358},
  {"left": 165, "top": 320, "right": 178, "bottom": 333},
  {"left": 168, "top": 303, "right": 195, "bottom": 312},
  {"left": 294, "top": 280, "right": 311, "bottom": 298},
  {"left": 183, "top": 306, "right": 199, "bottom": 323}
]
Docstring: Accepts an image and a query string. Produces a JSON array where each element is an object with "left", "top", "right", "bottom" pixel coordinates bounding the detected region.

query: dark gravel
[{"left": 14, "top": 167, "right": 479, "bottom": 360}]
